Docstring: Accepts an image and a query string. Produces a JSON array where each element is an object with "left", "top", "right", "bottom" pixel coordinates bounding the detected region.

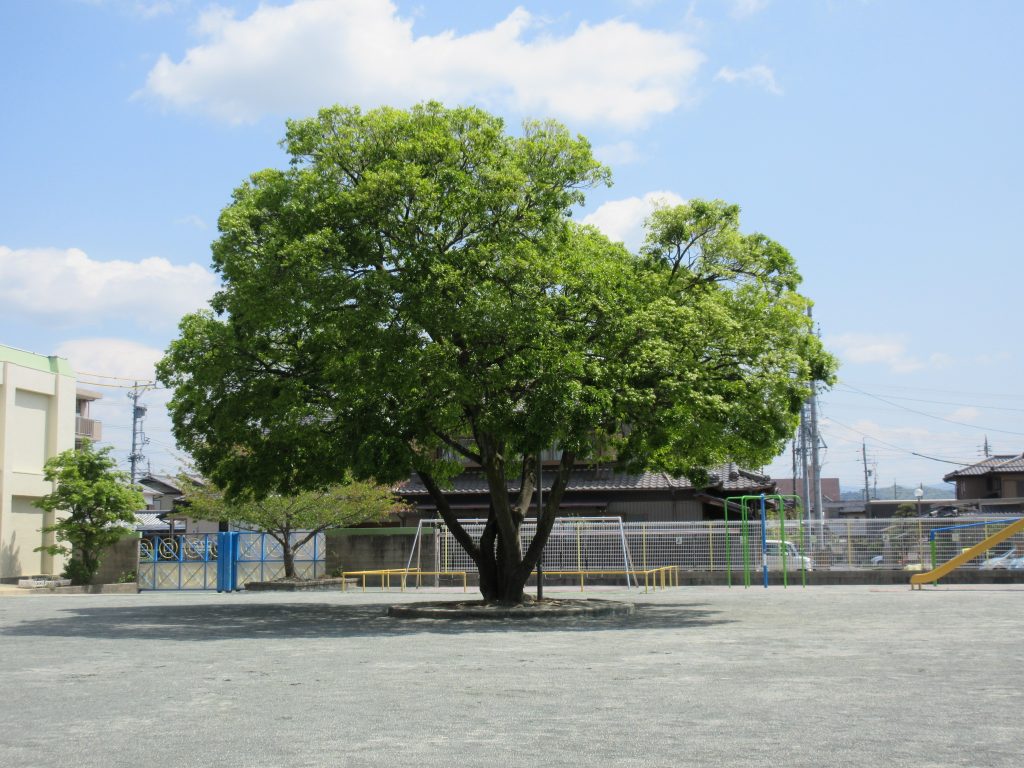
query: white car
[
  {"left": 979, "top": 547, "right": 1016, "bottom": 570},
  {"left": 760, "top": 540, "right": 814, "bottom": 572}
]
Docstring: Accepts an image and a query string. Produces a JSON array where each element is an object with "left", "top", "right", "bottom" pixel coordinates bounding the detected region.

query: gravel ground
[{"left": 0, "top": 584, "right": 1021, "bottom": 768}]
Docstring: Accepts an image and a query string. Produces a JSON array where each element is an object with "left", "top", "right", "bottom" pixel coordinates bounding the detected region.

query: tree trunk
[
  {"left": 418, "top": 447, "right": 576, "bottom": 604},
  {"left": 277, "top": 528, "right": 296, "bottom": 578}
]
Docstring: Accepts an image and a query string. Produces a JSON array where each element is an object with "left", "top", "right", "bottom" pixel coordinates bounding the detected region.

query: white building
[{"left": 0, "top": 344, "right": 100, "bottom": 579}]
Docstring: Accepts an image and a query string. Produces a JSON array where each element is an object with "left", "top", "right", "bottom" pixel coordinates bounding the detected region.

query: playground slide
[{"left": 910, "top": 517, "right": 1024, "bottom": 587}]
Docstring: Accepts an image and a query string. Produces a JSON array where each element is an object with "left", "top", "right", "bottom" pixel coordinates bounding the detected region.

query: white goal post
[{"left": 405, "top": 516, "right": 636, "bottom": 588}]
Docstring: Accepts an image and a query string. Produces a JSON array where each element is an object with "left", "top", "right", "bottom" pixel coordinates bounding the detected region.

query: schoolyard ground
[{"left": 0, "top": 584, "right": 1020, "bottom": 767}]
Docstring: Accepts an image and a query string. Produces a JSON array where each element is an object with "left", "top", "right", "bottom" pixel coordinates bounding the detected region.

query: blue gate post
[{"left": 217, "top": 531, "right": 239, "bottom": 592}]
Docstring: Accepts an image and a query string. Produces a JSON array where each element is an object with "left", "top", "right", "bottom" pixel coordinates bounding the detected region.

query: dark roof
[
  {"left": 944, "top": 454, "right": 1024, "bottom": 481},
  {"left": 397, "top": 463, "right": 772, "bottom": 496}
]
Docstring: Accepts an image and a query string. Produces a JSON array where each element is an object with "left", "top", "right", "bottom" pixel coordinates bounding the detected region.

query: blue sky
[{"left": 2, "top": 0, "right": 1022, "bottom": 491}]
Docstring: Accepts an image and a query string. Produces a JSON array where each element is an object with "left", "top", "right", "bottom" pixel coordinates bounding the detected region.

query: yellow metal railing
[
  {"left": 339, "top": 566, "right": 680, "bottom": 594},
  {"left": 538, "top": 565, "right": 680, "bottom": 593},
  {"left": 340, "top": 568, "right": 467, "bottom": 593}
]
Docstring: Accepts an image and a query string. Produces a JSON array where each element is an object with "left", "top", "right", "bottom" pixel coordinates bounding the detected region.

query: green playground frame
[{"left": 724, "top": 493, "right": 808, "bottom": 588}]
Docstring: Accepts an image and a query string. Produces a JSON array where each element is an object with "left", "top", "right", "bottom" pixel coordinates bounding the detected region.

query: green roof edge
[{"left": 0, "top": 344, "right": 75, "bottom": 377}]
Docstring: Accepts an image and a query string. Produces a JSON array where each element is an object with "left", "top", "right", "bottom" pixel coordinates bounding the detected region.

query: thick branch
[
  {"left": 434, "top": 432, "right": 482, "bottom": 465},
  {"left": 517, "top": 448, "right": 576, "bottom": 579},
  {"left": 515, "top": 452, "right": 537, "bottom": 523},
  {"left": 418, "top": 470, "right": 481, "bottom": 564}
]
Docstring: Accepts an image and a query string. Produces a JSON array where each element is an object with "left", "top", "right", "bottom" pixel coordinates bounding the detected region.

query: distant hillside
[{"left": 839, "top": 484, "right": 954, "bottom": 501}]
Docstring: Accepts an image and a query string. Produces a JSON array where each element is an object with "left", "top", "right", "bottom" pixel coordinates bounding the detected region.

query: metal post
[
  {"left": 577, "top": 519, "right": 583, "bottom": 592},
  {"left": 536, "top": 450, "right": 544, "bottom": 601},
  {"left": 779, "top": 496, "right": 788, "bottom": 588},
  {"left": 642, "top": 524, "right": 647, "bottom": 570},
  {"left": 760, "top": 494, "right": 768, "bottom": 589}
]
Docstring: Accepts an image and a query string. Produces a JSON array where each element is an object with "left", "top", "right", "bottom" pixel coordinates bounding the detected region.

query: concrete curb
[
  {"left": 245, "top": 577, "right": 352, "bottom": 592},
  {"left": 387, "top": 598, "right": 636, "bottom": 619},
  {"left": 8, "top": 583, "right": 139, "bottom": 595}
]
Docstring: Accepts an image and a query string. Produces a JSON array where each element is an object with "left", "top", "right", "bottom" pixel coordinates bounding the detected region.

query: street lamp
[{"left": 914, "top": 485, "right": 924, "bottom": 517}]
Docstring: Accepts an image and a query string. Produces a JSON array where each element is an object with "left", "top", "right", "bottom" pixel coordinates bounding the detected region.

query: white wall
[{"left": 0, "top": 359, "right": 75, "bottom": 578}]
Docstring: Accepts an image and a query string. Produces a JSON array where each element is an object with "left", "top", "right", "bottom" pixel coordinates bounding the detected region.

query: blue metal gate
[{"left": 137, "top": 531, "right": 326, "bottom": 591}]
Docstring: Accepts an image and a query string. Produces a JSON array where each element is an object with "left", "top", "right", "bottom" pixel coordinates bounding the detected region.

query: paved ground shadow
[{"left": 1, "top": 599, "right": 731, "bottom": 641}]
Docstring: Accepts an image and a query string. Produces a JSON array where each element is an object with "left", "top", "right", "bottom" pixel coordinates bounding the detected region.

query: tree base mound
[
  {"left": 244, "top": 577, "right": 349, "bottom": 591},
  {"left": 387, "top": 598, "right": 635, "bottom": 619}
]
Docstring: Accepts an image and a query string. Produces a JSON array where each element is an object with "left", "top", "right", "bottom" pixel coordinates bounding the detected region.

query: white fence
[{"left": 407, "top": 516, "right": 1024, "bottom": 575}]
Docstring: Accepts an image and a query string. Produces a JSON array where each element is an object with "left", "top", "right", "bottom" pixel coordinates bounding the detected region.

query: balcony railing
[{"left": 75, "top": 416, "right": 102, "bottom": 441}]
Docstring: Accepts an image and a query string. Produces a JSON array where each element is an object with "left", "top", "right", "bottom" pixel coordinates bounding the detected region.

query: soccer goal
[{"left": 405, "top": 516, "right": 636, "bottom": 587}]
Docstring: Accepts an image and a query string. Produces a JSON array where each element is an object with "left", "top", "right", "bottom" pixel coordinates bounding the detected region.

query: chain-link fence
[{"left": 410, "top": 516, "right": 1024, "bottom": 575}]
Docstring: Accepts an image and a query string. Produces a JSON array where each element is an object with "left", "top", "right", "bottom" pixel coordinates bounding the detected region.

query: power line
[
  {"left": 838, "top": 380, "right": 1024, "bottom": 401},
  {"left": 76, "top": 370, "right": 156, "bottom": 382},
  {"left": 837, "top": 383, "right": 1024, "bottom": 437},
  {"left": 77, "top": 379, "right": 162, "bottom": 390},
  {"left": 822, "top": 416, "right": 974, "bottom": 466},
  {"left": 835, "top": 384, "right": 1024, "bottom": 413}
]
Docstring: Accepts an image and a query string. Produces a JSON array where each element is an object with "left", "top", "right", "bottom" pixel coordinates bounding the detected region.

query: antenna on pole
[{"left": 128, "top": 382, "right": 150, "bottom": 484}]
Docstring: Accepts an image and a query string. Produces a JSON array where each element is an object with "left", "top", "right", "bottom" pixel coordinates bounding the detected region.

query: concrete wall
[
  {"left": 325, "top": 528, "right": 422, "bottom": 574},
  {"left": 93, "top": 536, "right": 140, "bottom": 585},
  {"left": 0, "top": 349, "right": 76, "bottom": 578}
]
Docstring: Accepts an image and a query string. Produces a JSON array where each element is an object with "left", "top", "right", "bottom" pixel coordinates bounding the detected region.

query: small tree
[
  {"left": 894, "top": 502, "right": 918, "bottom": 518},
  {"left": 34, "top": 442, "right": 144, "bottom": 585},
  {"left": 180, "top": 479, "right": 402, "bottom": 578}
]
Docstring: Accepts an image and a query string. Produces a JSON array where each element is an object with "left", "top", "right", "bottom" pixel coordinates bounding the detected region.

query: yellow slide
[{"left": 911, "top": 517, "right": 1024, "bottom": 588}]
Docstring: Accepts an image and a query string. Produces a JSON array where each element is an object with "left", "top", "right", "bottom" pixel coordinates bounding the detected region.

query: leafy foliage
[
  {"left": 158, "top": 102, "right": 836, "bottom": 602},
  {"left": 34, "top": 441, "right": 143, "bottom": 585},
  {"left": 180, "top": 478, "right": 401, "bottom": 577}
]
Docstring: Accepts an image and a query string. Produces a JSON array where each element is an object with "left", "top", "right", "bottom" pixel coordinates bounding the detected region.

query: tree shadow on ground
[{"left": 0, "top": 599, "right": 732, "bottom": 641}]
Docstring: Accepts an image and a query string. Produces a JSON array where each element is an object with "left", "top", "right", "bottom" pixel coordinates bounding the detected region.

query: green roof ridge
[{"left": 0, "top": 343, "right": 75, "bottom": 377}]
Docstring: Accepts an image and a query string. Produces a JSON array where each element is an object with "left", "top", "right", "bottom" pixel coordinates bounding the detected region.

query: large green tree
[
  {"left": 158, "top": 102, "right": 835, "bottom": 603},
  {"left": 180, "top": 479, "right": 402, "bottom": 578},
  {"left": 34, "top": 441, "right": 144, "bottom": 585}
]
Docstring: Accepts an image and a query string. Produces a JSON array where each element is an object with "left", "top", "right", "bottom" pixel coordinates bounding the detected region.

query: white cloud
[
  {"left": 175, "top": 213, "right": 208, "bottom": 230},
  {"left": 947, "top": 407, "right": 980, "bottom": 423},
  {"left": 581, "top": 190, "right": 687, "bottom": 249},
  {"left": 143, "top": 0, "right": 704, "bottom": 129},
  {"left": 57, "top": 338, "right": 184, "bottom": 474},
  {"left": 56, "top": 338, "right": 163, "bottom": 382},
  {"left": 593, "top": 141, "right": 642, "bottom": 166},
  {"left": 826, "top": 333, "right": 927, "bottom": 374},
  {"left": 715, "top": 64, "right": 782, "bottom": 95},
  {"left": 729, "top": 0, "right": 769, "bottom": 19},
  {"left": 0, "top": 246, "right": 217, "bottom": 329}
]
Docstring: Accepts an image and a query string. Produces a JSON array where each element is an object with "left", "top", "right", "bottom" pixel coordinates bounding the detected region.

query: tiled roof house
[{"left": 397, "top": 462, "right": 775, "bottom": 522}]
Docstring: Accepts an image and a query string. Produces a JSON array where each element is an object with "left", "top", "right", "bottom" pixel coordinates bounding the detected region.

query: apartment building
[{"left": 0, "top": 344, "right": 102, "bottom": 578}]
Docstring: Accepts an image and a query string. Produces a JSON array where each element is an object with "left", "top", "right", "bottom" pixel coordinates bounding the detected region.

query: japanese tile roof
[
  {"left": 132, "top": 512, "right": 185, "bottom": 532},
  {"left": 944, "top": 454, "right": 1024, "bottom": 481},
  {"left": 397, "top": 463, "right": 772, "bottom": 496}
]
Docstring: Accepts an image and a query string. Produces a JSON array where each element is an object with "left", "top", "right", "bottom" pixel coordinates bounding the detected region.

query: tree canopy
[
  {"left": 180, "top": 478, "right": 403, "bottom": 578},
  {"left": 34, "top": 441, "right": 144, "bottom": 585},
  {"left": 158, "top": 102, "right": 836, "bottom": 602}
]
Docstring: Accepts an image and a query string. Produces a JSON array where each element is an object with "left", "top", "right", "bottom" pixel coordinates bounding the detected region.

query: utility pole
[
  {"left": 799, "top": 402, "right": 811, "bottom": 534},
  {"left": 861, "top": 441, "right": 871, "bottom": 507},
  {"left": 805, "top": 307, "right": 824, "bottom": 533},
  {"left": 983, "top": 435, "right": 991, "bottom": 458},
  {"left": 128, "top": 382, "right": 149, "bottom": 484},
  {"left": 809, "top": 380, "right": 824, "bottom": 528}
]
